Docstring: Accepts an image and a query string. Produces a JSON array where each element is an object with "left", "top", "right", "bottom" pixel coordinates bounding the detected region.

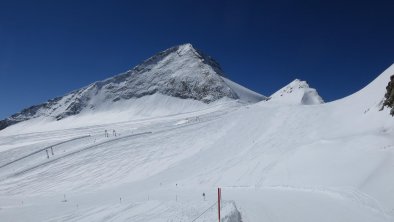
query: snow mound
[{"left": 269, "top": 79, "right": 324, "bottom": 105}]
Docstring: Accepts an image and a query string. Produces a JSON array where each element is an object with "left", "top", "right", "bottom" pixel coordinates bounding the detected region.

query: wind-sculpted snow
[
  {"left": 0, "top": 43, "right": 265, "bottom": 130},
  {"left": 269, "top": 79, "right": 324, "bottom": 105}
]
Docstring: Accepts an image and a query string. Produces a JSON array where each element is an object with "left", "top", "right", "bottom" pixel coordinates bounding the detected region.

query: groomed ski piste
[{"left": 0, "top": 64, "right": 394, "bottom": 222}]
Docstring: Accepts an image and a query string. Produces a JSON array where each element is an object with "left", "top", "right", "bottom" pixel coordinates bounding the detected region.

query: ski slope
[{"left": 0, "top": 64, "right": 393, "bottom": 221}]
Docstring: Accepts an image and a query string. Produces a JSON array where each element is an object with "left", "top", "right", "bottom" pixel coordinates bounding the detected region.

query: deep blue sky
[{"left": 0, "top": 0, "right": 393, "bottom": 119}]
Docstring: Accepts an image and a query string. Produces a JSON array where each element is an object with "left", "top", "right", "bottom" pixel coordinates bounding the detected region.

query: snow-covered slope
[
  {"left": 269, "top": 79, "right": 324, "bottom": 105},
  {"left": 221, "top": 77, "right": 265, "bottom": 103},
  {"left": 0, "top": 95, "right": 239, "bottom": 135},
  {"left": 0, "top": 43, "right": 266, "bottom": 131},
  {"left": 0, "top": 59, "right": 393, "bottom": 222}
]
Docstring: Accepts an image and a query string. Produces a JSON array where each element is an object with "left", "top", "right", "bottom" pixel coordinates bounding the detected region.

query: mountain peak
[
  {"left": 175, "top": 43, "right": 225, "bottom": 77},
  {"left": 269, "top": 79, "right": 324, "bottom": 105},
  {"left": 176, "top": 43, "right": 196, "bottom": 55},
  {"left": 287, "top": 79, "right": 310, "bottom": 88},
  {"left": 0, "top": 44, "right": 265, "bottom": 130},
  {"left": 132, "top": 43, "right": 225, "bottom": 77}
]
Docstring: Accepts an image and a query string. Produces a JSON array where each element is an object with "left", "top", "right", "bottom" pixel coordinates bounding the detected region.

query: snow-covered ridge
[
  {"left": 269, "top": 79, "right": 324, "bottom": 105},
  {"left": 221, "top": 77, "right": 265, "bottom": 103},
  {"left": 0, "top": 43, "right": 266, "bottom": 130}
]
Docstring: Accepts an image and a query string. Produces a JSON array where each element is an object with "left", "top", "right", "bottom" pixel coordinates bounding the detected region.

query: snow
[
  {"left": 269, "top": 79, "right": 324, "bottom": 105},
  {"left": 1, "top": 94, "right": 239, "bottom": 135},
  {"left": 1, "top": 43, "right": 265, "bottom": 130},
  {"left": 0, "top": 57, "right": 393, "bottom": 221},
  {"left": 221, "top": 77, "right": 267, "bottom": 103}
]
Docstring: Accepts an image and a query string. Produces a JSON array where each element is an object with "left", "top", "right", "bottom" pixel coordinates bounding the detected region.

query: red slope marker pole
[{"left": 218, "top": 187, "right": 221, "bottom": 222}]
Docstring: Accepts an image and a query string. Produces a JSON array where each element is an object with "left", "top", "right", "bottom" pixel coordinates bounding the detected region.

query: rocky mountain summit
[
  {"left": 0, "top": 44, "right": 266, "bottom": 130},
  {"left": 269, "top": 79, "right": 324, "bottom": 105}
]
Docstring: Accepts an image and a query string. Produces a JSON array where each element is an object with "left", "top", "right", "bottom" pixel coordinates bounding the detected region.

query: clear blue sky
[{"left": 0, "top": 0, "right": 393, "bottom": 119}]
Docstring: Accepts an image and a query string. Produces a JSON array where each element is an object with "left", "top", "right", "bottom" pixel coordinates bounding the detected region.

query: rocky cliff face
[{"left": 0, "top": 43, "right": 266, "bottom": 130}]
